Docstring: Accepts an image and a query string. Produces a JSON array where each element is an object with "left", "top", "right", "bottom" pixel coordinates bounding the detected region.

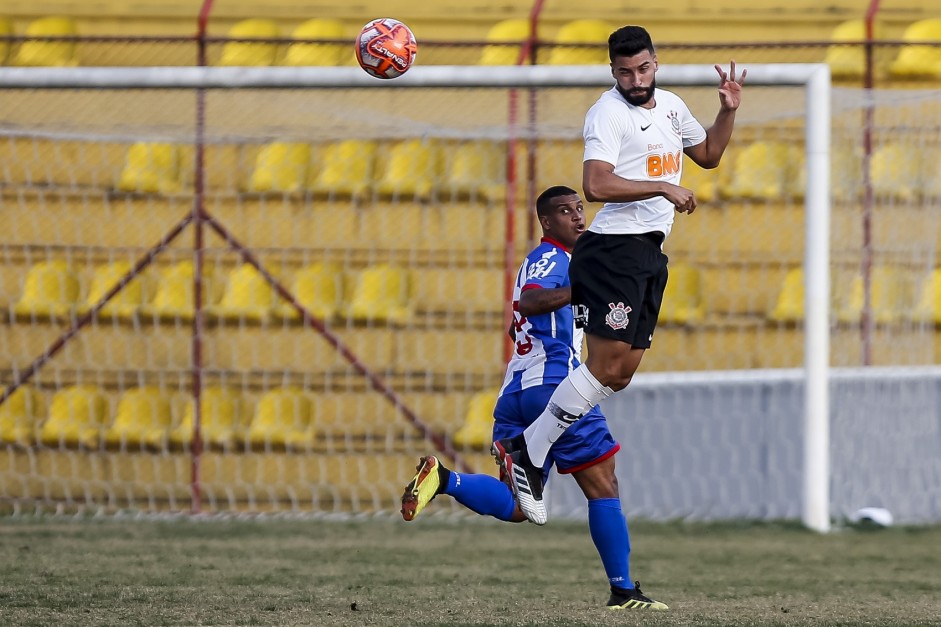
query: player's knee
[
  {"left": 579, "top": 467, "right": 619, "bottom": 500},
  {"left": 593, "top": 363, "right": 634, "bottom": 391}
]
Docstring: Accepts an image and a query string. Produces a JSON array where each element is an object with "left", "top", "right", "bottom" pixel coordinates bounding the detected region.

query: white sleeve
[
  {"left": 679, "top": 99, "right": 707, "bottom": 148},
  {"left": 583, "top": 102, "right": 627, "bottom": 166}
]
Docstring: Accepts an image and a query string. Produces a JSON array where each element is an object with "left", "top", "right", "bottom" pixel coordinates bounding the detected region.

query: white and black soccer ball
[{"left": 355, "top": 18, "right": 418, "bottom": 80}]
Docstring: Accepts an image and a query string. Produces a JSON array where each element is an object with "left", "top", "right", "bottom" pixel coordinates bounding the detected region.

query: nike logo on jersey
[{"left": 640, "top": 123, "right": 652, "bottom": 131}]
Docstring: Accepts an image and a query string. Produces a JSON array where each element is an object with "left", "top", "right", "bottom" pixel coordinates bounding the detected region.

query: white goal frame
[{"left": 0, "top": 63, "right": 832, "bottom": 531}]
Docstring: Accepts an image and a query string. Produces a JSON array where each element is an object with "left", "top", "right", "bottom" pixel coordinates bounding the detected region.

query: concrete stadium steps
[
  {"left": 0, "top": 194, "right": 533, "bottom": 261},
  {"left": 5, "top": 191, "right": 939, "bottom": 266},
  {"left": 2, "top": 316, "right": 939, "bottom": 382},
  {"left": 645, "top": 323, "right": 941, "bottom": 371},
  {"left": 0, "top": 448, "right": 499, "bottom": 513}
]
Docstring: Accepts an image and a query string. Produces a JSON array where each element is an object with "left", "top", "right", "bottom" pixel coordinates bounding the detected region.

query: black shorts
[{"left": 569, "top": 230, "right": 668, "bottom": 349}]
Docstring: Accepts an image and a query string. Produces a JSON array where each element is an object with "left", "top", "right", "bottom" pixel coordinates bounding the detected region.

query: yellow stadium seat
[
  {"left": 480, "top": 19, "right": 530, "bottom": 65},
  {"left": 722, "top": 141, "right": 803, "bottom": 200},
  {"left": 13, "top": 260, "right": 80, "bottom": 318},
  {"left": 890, "top": 19, "right": 941, "bottom": 78},
  {"left": 376, "top": 139, "right": 440, "bottom": 200},
  {"left": 825, "top": 19, "right": 885, "bottom": 80},
  {"left": 308, "top": 139, "right": 377, "bottom": 198},
  {"left": 768, "top": 267, "right": 804, "bottom": 323},
  {"left": 79, "top": 260, "right": 150, "bottom": 319},
  {"left": 139, "top": 261, "right": 221, "bottom": 322},
  {"left": 246, "top": 388, "right": 316, "bottom": 449},
  {"left": 283, "top": 18, "right": 347, "bottom": 67},
  {"left": 547, "top": 19, "right": 611, "bottom": 65},
  {"left": 104, "top": 387, "right": 174, "bottom": 449},
  {"left": 836, "top": 266, "right": 912, "bottom": 324},
  {"left": 247, "top": 141, "right": 311, "bottom": 193},
  {"left": 660, "top": 263, "right": 704, "bottom": 324},
  {"left": 206, "top": 264, "right": 276, "bottom": 322},
  {"left": 171, "top": 386, "right": 246, "bottom": 448},
  {"left": 912, "top": 269, "right": 941, "bottom": 324},
  {"left": 345, "top": 264, "right": 412, "bottom": 324},
  {"left": 117, "top": 143, "right": 182, "bottom": 194},
  {"left": 39, "top": 385, "right": 109, "bottom": 448},
  {"left": 0, "top": 385, "right": 44, "bottom": 446},
  {"left": 0, "top": 18, "right": 13, "bottom": 65},
  {"left": 14, "top": 16, "right": 79, "bottom": 67},
  {"left": 273, "top": 262, "right": 343, "bottom": 321},
  {"left": 219, "top": 18, "right": 281, "bottom": 67},
  {"left": 680, "top": 155, "right": 719, "bottom": 204},
  {"left": 443, "top": 140, "right": 505, "bottom": 201},
  {"left": 453, "top": 388, "right": 498, "bottom": 448}
]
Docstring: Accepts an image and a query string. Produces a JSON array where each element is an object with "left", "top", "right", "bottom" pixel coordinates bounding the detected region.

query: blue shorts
[{"left": 492, "top": 383, "right": 620, "bottom": 477}]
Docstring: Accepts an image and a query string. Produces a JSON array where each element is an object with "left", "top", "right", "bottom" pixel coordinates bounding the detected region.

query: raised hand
[{"left": 714, "top": 60, "right": 747, "bottom": 112}]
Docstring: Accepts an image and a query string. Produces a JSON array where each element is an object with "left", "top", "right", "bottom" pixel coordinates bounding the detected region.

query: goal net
[{"left": 0, "top": 65, "right": 937, "bottom": 526}]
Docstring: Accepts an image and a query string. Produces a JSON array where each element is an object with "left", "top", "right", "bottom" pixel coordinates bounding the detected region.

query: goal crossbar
[{"left": 0, "top": 63, "right": 826, "bottom": 89}]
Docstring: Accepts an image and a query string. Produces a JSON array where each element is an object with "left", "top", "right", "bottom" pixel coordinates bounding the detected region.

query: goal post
[{"left": 9, "top": 63, "right": 931, "bottom": 531}]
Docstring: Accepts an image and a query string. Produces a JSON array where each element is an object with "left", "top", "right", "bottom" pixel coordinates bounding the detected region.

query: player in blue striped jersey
[{"left": 401, "top": 186, "right": 666, "bottom": 610}]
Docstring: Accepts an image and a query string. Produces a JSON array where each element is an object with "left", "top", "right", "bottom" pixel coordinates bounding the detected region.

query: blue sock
[
  {"left": 443, "top": 471, "right": 517, "bottom": 521},
  {"left": 588, "top": 498, "right": 632, "bottom": 590}
]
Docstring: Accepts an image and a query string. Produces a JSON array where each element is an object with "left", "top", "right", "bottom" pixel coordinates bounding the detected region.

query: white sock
[{"left": 523, "top": 365, "right": 613, "bottom": 467}]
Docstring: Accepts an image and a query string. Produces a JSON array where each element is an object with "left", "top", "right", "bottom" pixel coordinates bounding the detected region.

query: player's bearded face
[{"left": 617, "top": 77, "right": 656, "bottom": 106}]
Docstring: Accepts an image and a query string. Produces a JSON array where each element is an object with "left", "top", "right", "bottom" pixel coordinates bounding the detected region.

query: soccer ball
[{"left": 355, "top": 18, "right": 418, "bottom": 80}]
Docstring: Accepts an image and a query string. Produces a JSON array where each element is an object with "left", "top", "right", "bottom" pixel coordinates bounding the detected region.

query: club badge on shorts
[{"left": 605, "top": 302, "right": 632, "bottom": 330}]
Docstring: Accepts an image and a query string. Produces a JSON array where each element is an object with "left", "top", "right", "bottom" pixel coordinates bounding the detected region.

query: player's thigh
[
  {"left": 584, "top": 333, "right": 646, "bottom": 385},
  {"left": 491, "top": 385, "right": 555, "bottom": 442},
  {"left": 636, "top": 254, "right": 669, "bottom": 347},
  {"left": 551, "top": 404, "right": 619, "bottom": 478}
]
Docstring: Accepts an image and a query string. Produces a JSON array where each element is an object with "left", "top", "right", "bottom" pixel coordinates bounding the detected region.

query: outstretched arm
[
  {"left": 685, "top": 60, "right": 747, "bottom": 169},
  {"left": 518, "top": 286, "right": 572, "bottom": 317}
]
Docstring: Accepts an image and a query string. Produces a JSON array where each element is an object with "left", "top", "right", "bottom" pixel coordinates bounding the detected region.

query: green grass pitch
[{"left": 0, "top": 516, "right": 938, "bottom": 626}]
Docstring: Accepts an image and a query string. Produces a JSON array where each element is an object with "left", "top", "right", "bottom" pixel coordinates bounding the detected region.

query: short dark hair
[
  {"left": 536, "top": 185, "right": 578, "bottom": 217},
  {"left": 608, "top": 25, "right": 655, "bottom": 62}
]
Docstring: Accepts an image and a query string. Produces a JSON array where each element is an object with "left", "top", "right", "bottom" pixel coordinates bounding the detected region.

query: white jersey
[{"left": 583, "top": 86, "right": 706, "bottom": 238}]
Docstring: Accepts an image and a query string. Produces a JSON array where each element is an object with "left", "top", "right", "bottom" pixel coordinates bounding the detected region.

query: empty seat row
[
  {"left": 0, "top": 384, "right": 480, "bottom": 451},
  {"left": 566, "top": 262, "right": 941, "bottom": 326},
  {"left": 768, "top": 266, "right": 941, "bottom": 325},
  {"left": 9, "top": 14, "right": 941, "bottom": 79},
  {"left": 0, "top": 16, "right": 616, "bottom": 68},
  {"left": 10, "top": 258, "right": 941, "bottom": 327},
  {"left": 12, "top": 136, "right": 940, "bottom": 203},
  {"left": 6, "top": 260, "right": 503, "bottom": 324},
  {"left": 692, "top": 140, "right": 941, "bottom": 204},
  {"left": 0, "top": 138, "right": 578, "bottom": 200},
  {"left": 827, "top": 18, "right": 941, "bottom": 80}
]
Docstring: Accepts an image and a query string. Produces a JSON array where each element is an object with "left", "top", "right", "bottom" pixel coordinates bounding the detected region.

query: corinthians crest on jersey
[{"left": 605, "top": 302, "right": 632, "bottom": 330}]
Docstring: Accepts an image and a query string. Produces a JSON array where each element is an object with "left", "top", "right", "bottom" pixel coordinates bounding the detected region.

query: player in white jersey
[
  {"left": 493, "top": 26, "right": 746, "bottom": 550},
  {"left": 401, "top": 187, "right": 667, "bottom": 611}
]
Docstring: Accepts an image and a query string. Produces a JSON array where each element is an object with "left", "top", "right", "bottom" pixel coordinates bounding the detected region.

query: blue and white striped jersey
[{"left": 500, "top": 237, "right": 583, "bottom": 395}]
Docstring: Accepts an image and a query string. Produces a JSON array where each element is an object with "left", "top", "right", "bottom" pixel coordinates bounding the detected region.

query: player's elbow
[
  {"left": 698, "top": 157, "right": 721, "bottom": 170},
  {"left": 582, "top": 179, "right": 604, "bottom": 203}
]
